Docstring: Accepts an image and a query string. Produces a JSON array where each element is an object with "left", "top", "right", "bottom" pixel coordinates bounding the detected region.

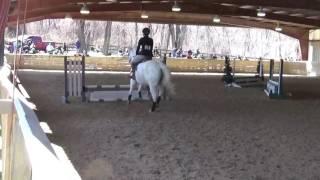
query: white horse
[{"left": 128, "top": 49, "right": 174, "bottom": 112}]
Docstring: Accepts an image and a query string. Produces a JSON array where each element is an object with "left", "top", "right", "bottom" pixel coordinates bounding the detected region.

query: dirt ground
[{"left": 18, "top": 70, "right": 320, "bottom": 180}]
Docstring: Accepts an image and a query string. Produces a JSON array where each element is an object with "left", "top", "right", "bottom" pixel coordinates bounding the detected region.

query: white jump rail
[{"left": 0, "top": 59, "right": 81, "bottom": 180}]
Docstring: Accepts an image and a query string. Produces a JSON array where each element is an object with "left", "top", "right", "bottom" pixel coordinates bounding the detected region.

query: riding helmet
[{"left": 142, "top": 27, "right": 150, "bottom": 36}]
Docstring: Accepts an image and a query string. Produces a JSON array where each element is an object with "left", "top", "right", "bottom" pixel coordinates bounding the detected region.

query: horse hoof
[
  {"left": 128, "top": 95, "right": 132, "bottom": 104},
  {"left": 150, "top": 102, "right": 157, "bottom": 112},
  {"left": 156, "top": 96, "right": 161, "bottom": 105}
]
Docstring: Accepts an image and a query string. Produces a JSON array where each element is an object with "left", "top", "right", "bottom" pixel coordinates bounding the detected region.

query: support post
[
  {"left": 81, "top": 55, "right": 86, "bottom": 102},
  {"left": 64, "top": 56, "right": 69, "bottom": 103},
  {"left": 269, "top": 59, "right": 274, "bottom": 80},
  {"left": 163, "top": 53, "right": 167, "bottom": 65},
  {"left": 0, "top": 32, "right": 4, "bottom": 66},
  {"left": 232, "top": 57, "right": 235, "bottom": 77},
  {"left": 298, "top": 34, "right": 309, "bottom": 61},
  {"left": 281, "top": 28, "right": 309, "bottom": 61},
  {"left": 260, "top": 60, "right": 264, "bottom": 81},
  {"left": 258, "top": 58, "right": 264, "bottom": 81},
  {"left": 279, "top": 59, "right": 284, "bottom": 96}
]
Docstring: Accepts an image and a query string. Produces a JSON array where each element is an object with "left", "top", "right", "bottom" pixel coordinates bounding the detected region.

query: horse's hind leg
[
  {"left": 157, "top": 86, "right": 164, "bottom": 105},
  {"left": 146, "top": 86, "right": 152, "bottom": 100},
  {"left": 149, "top": 85, "right": 159, "bottom": 112}
]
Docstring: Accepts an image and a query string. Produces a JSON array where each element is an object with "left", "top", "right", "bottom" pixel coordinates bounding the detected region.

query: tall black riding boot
[{"left": 130, "top": 65, "right": 136, "bottom": 80}]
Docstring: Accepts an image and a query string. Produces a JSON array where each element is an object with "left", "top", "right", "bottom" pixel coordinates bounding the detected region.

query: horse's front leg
[{"left": 128, "top": 79, "right": 136, "bottom": 104}]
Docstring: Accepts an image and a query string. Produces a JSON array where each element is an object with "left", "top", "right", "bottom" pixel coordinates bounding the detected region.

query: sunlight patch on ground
[
  {"left": 51, "top": 143, "right": 81, "bottom": 179},
  {"left": 39, "top": 122, "right": 53, "bottom": 134}
]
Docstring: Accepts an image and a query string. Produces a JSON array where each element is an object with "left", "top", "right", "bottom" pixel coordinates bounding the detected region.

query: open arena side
[{"left": 17, "top": 70, "right": 320, "bottom": 180}]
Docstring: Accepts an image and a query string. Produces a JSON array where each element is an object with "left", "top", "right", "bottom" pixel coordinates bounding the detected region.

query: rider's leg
[{"left": 130, "top": 55, "right": 146, "bottom": 78}]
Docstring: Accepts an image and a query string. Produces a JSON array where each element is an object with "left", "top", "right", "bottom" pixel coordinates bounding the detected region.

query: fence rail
[
  {"left": 0, "top": 58, "right": 81, "bottom": 180},
  {"left": 5, "top": 54, "right": 308, "bottom": 75}
]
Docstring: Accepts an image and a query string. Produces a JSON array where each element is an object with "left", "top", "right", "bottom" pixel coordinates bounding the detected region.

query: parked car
[
  {"left": 7, "top": 35, "right": 55, "bottom": 52},
  {"left": 24, "top": 36, "right": 55, "bottom": 52}
]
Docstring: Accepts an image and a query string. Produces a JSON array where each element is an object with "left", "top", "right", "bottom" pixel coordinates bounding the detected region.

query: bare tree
[
  {"left": 222, "top": 27, "right": 231, "bottom": 55},
  {"left": 150, "top": 24, "right": 160, "bottom": 36},
  {"left": 175, "top": 25, "right": 181, "bottom": 48},
  {"left": 5, "top": 26, "right": 18, "bottom": 38},
  {"left": 85, "top": 31, "right": 91, "bottom": 50},
  {"left": 134, "top": 23, "right": 138, "bottom": 45},
  {"left": 76, "top": 20, "right": 86, "bottom": 53},
  {"left": 261, "top": 29, "right": 272, "bottom": 57},
  {"left": 278, "top": 32, "right": 282, "bottom": 59},
  {"left": 102, "top": 21, "right": 112, "bottom": 55},
  {"left": 165, "top": 24, "right": 171, "bottom": 50},
  {"left": 169, "top": 24, "right": 176, "bottom": 48},
  {"left": 159, "top": 24, "right": 165, "bottom": 48},
  {"left": 195, "top": 25, "right": 200, "bottom": 48},
  {"left": 205, "top": 26, "right": 216, "bottom": 54},
  {"left": 169, "top": 24, "right": 188, "bottom": 49},
  {"left": 120, "top": 24, "right": 127, "bottom": 48},
  {"left": 242, "top": 28, "right": 250, "bottom": 57},
  {"left": 180, "top": 25, "right": 188, "bottom": 48}
]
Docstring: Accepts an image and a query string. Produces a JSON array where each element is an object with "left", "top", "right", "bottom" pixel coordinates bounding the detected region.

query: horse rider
[{"left": 130, "top": 27, "right": 154, "bottom": 79}]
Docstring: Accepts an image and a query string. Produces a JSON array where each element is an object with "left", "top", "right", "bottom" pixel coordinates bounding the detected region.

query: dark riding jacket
[{"left": 136, "top": 36, "right": 153, "bottom": 58}]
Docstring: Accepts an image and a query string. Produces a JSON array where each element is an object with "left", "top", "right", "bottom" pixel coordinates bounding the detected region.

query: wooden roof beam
[
  {"left": 7, "top": 10, "right": 309, "bottom": 37},
  {"left": 32, "top": 0, "right": 320, "bottom": 12},
  {"left": 8, "top": 3, "right": 320, "bottom": 27}
]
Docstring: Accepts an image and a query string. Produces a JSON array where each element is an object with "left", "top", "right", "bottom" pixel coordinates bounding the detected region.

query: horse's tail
[{"left": 158, "top": 62, "right": 175, "bottom": 97}]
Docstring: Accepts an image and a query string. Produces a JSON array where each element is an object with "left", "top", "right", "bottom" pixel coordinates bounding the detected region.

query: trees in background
[
  {"left": 4, "top": 19, "right": 301, "bottom": 59},
  {"left": 168, "top": 24, "right": 188, "bottom": 49}
]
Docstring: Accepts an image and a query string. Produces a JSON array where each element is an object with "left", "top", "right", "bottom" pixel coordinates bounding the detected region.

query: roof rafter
[
  {"left": 30, "top": 0, "right": 320, "bottom": 12},
  {"left": 8, "top": 2, "right": 320, "bottom": 28},
  {"left": 7, "top": 10, "right": 309, "bottom": 40}
]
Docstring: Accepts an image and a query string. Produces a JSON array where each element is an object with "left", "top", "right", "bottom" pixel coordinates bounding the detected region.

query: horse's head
[{"left": 128, "top": 47, "right": 136, "bottom": 63}]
